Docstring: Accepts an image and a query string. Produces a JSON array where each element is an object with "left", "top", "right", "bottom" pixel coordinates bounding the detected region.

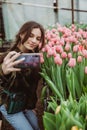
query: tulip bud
[
  {"left": 55, "top": 105, "right": 61, "bottom": 114},
  {"left": 71, "top": 126, "right": 79, "bottom": 130},
  {"left": 85, "top": 115, "right": 87, "bottom": 120}
]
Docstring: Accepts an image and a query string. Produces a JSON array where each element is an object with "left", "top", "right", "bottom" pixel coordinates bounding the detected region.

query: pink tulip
[
  {"left": 73, "top": 32, "right": 81, "bottom": 38},
  {"left": 77, "top": 56, "right": 82, "bottom": 63},
  {"left": 45, "top": 33, "right": 51, "bottom": 40},
  {"left": 69, "top": 36, "right": 76, "bottom": 43},
  {"left": 51, "top": 33, "right": 57, "bottom": 38},
  {"left": 68, "top": 58, "right": 76, "bottom": 67},
  {"left": 82, "top": 32, "right": 87, "bottom": 38},
  {"left": 85, "top": 66, "right": 87, "bottom": 74},
  {"left": 45, "top": 44, "right": 50, "bottom": 52},
  {"left": 51, "top": 28, "right": 57, "bottom": 33},
  {"left": 57, "top": 26, "right": 63, "bottom": 32},
  {"left": 68, "top": 53, "right": 72, "bottom": 59},
  {"left": 82, "top": 49, "right": 87, "bottom": 58},
  {"left": 40, "top": 53, "right": 44, "bottom": 63},
  {"left": 78, "top": 28, "right": 83, "bottom": 35},
  {"left": 54, "top": 55, "right": 62, "bottom": 65},
  {"left": 73, "top": 45, "right": 79, "bottom": 52},
  {"left": 71, "top": 24, "right": 76, "bottom": 32},
  {"left": 51, "top": 37, "right": 58, "bottom": 44},
  {"left": 78, "top": 45, "right": 84, "bottom": 51},
  {"left": 42, "top": 47, "right": 46, "bottom": 52},
  {"left": 61, "top": 52, "right": 67, "bottom": 59},
  {"left": 48, "top": 41, "right": 53, "bottom": 47},
  {"left": 47, "top": 48, "right": 53, "bottom": 57},
  {"left": 65, "top": 43, "right": 70, "bottom": 51},
  {"left": 59, "top": 38, "right": 65, "bottom": 46},
  {"left": 52, "top": 47, "right": 57, "bottom": 57},
  {"left": 56, "top": 45, "right": 63, "bottom": 53}
]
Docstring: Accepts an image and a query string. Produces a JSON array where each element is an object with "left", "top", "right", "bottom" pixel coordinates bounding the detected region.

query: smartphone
[{"left": 15, "top": 53, "right": 40, "bottom": 68}]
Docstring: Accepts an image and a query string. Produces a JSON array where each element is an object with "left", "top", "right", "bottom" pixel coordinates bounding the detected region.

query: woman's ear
[
  {"left": 20, "top": 34, "right": 24, "bottom": 40},
  {"left": 20, "top": 33, "right": 27, "bottom": 41},
  {"left": 19, "top": 34, "right": 26, "bottom": 44}
]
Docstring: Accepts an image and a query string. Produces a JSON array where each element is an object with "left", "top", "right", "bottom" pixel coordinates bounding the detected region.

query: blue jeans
[{"left": 0, "top": 105, "right": 40, "bottom": 130}]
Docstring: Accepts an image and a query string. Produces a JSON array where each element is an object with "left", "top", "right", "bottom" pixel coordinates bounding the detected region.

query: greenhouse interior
[{"left": 0, "top": 0, "right": 87, "bottom": 130}]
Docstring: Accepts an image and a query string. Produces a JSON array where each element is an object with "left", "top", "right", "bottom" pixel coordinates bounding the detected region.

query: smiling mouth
[
  {"left": 28, "top": 42, "right": 37, "bottom": 47},
  {"left": 26, "top": 43, "right": 36, "bottom": 50},
  {"left": 30, "top": 44, "right": 36, "bottom": 48}
]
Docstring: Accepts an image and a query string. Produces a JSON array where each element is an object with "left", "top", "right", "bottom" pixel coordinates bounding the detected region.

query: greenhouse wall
[{"left": 1, "top": 0, "right": 87, "bottom": 40}]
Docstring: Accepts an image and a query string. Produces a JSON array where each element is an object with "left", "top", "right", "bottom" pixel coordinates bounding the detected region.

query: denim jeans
[{"left": 0, "top": 105, "right": 40, "bottom": 130}]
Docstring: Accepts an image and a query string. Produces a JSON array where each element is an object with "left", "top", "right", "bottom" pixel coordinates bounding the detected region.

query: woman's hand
[
  {"left": 32, "top": 108, "right": 37, "bottom": 115},
  {"left": 2, "top": 51, "right": 24, "bottom": 75}
]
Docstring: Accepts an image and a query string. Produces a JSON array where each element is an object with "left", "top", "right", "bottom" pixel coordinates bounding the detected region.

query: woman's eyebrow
[{"left": 31, "top": 32, "right": 41, "bottom": 38}]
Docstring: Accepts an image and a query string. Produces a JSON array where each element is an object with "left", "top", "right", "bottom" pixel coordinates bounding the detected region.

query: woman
[{"left": 0, "top": 21, "right": 45, "bottom": 130}]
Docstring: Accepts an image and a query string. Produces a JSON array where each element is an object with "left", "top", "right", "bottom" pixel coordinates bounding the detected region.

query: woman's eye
[
  {"left": 30, "top": 34, "right": 33, "bottom": 37},
  {"left": 37, "top": 37, "right": 41, "bottom": 41}
]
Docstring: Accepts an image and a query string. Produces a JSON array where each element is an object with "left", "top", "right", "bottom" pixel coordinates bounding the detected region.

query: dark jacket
[{"left": 0, "top": 47, "right": 41, "bottom": 109}]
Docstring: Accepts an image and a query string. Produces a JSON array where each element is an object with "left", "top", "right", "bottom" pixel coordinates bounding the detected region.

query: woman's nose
[{"left": 32, "top": 37, "right": 37, "bottom": 43}]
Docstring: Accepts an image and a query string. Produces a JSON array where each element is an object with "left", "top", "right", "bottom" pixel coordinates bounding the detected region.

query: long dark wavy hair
[
  {"left": 10, "top": 21, "right": 45, "bottom": 52},
  {"left": 0, "top": 21, "right": 45, "bottom": 63}
]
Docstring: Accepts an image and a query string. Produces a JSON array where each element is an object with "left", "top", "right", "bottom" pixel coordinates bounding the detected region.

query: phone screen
[{"left": 15, "top": 53, "right": 40, "bottom": 68}]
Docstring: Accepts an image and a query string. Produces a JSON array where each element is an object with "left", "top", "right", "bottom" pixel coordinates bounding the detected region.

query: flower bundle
[
  {"left": 40, "top": 24, "right": 87, "bottom": 101},
  {"left": 43, "top": 94, "right": 87, "bottom": 130}
]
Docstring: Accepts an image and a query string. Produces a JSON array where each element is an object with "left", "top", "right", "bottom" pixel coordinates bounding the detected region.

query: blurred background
[{"left": 0, "top": 0, "right": 87, "bottom": 49}]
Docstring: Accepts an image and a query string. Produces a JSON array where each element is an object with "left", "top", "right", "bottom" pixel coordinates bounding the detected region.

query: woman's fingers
[
  {"left": 9, "top": 52, "right": 22, "bottom": 63},
  {"left": 4, "top": 51, "right": 18, "bottom": 61},
  {"left": 2, "top": 51, "right": 24, "bottom": 75},
  {"left": 10, "top": 57, "right": 25, "bottom": 68},
  {"left": 6, "top": 67, "right": 21, "bottom": 73}
]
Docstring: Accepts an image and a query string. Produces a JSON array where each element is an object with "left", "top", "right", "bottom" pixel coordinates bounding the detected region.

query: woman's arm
[
  {"left": 0, "top": 51, "right": 24, "bottom": 88},
  {"left": 2, "top": 51, "right": 22, "bottom": 75}
]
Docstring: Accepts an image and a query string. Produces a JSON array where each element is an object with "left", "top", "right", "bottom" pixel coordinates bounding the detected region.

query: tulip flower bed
[
  {"left": 43, "top": 94, "right": 87, "bottom": 130},
  {"left": 40, "top": 23, "right": 87, "bottom": 130}
]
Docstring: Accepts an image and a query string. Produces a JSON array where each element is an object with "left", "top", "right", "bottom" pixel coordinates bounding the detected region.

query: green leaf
[
  {"left": 43, "top": 112, "right": 56, "bottom": 130},
  {"left": 40, "top": 73, "right": 63, "bottom": 100},
  {"left": 41, "top": 85, "right": 47, "bottom": 101}
]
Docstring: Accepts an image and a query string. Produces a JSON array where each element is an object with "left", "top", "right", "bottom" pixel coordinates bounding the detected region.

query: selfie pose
[{"left": 0, "top": 21, "right": 45, "bottom": 130}]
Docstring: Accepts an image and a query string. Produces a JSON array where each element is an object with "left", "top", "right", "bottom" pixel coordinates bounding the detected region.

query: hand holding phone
[{"left": 2, "top": 51, "right": 23, "bottom": 75}]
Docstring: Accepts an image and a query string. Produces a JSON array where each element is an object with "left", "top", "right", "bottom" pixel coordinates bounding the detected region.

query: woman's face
[{"left": 20, "top": 28, "right": 41, "bottom": 52}]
